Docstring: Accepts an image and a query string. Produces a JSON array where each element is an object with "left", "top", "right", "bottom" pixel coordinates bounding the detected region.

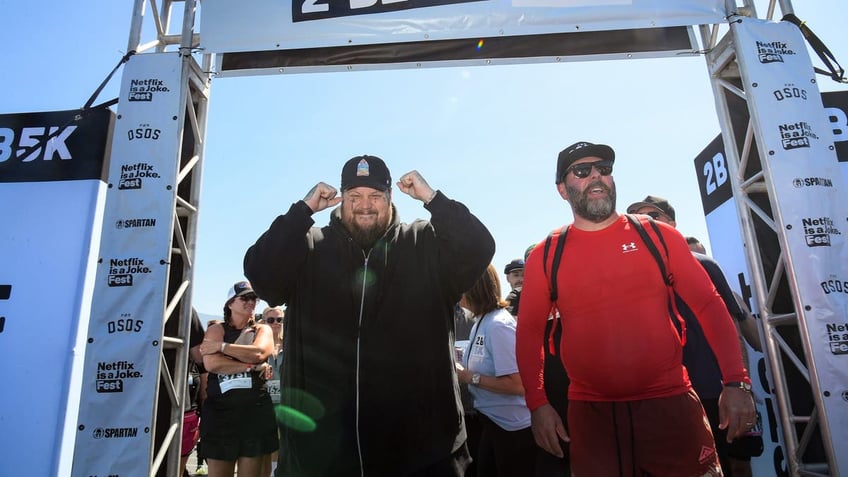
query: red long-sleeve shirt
[{"left": 516, "top": 215, "right": 749, "bottom": 410}]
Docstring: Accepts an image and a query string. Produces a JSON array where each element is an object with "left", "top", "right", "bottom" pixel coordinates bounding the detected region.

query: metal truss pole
[
  {"left": 700, "top": 1, "right": 837, "bottom": 475},
  {"left": 126, "top": 1, "right": 211, "bottom": 476}
]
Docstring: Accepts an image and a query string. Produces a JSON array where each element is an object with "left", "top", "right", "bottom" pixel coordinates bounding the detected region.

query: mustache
[{"left": 585, "top": 180, "right": 609, "bottom": 192}]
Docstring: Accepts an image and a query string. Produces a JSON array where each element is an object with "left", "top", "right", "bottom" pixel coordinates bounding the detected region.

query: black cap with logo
[
  {"left": 341, "top": 155, "right": 392, "bottom": 192},
  {"left": 555, "top": 141, "right": 615, "bottom": 184}
]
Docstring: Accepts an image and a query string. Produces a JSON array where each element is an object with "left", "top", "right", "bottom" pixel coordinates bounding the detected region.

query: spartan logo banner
[
  {"left": 732, "top": 19, "right": 848, "bottom": 474},
  {"left": 72, "top": 53, "right": 183, "bottom": 477}
]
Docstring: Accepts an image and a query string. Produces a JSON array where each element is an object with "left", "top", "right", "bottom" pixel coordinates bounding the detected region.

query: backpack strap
[
  {"left": 546, "top": 226, "right": 569, "bottom": 302},
  {"left": 625, "top": 214, "right": 686, "bottom": 343},
  {"left": 542, "top": 226, "right": 568, "bottom": 357}
]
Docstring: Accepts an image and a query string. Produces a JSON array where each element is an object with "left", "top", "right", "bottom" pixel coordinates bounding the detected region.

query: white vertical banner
[
  {"left": 732, "top": 18, "right": 848, "bottom": 473},
  {"left": 694, "top": 137, "right": 788, "bottom": 476},
  {"left": 0, "top": 108, "right": 111, "bottom": 477},
  {"left": 71, "top": 53, "right": 185, "bottom": 477}
]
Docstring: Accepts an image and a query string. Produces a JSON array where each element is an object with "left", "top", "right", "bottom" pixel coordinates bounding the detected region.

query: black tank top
[{"left": 206, "top": 322, "right": 267, "bottom": 399}]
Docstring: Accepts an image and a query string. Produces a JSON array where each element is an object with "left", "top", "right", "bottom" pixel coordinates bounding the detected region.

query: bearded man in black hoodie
[{"left": 244, "top": 155, "right": 495, "bottom": 477}]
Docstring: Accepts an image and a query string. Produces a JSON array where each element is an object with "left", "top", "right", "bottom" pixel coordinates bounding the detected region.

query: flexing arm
[
  {"left": 408, "top": 171, "right": 495, "bottom": 295},
  {"left": 244, "top": 197, "right": 317, "bottom": 306}
]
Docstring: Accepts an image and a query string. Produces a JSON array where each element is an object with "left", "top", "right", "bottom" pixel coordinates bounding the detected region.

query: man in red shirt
[{"left": 516, "top": 141, "right": 756, "bottom": 476}]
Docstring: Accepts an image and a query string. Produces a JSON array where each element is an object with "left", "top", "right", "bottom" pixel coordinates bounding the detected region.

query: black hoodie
[{"left": 244, "top": 191, "right": 495, "bottom": 477}]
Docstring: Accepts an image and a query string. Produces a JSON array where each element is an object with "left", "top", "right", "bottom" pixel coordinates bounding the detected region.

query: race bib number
[
  {"left": 266, "top": 379, "right": 281, "bottom": 403},
  {"left": 219, "top": 371, "right": 252, "bottom": 394}
]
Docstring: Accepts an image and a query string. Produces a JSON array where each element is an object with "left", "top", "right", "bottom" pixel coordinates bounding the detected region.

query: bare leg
[
  {"left": 235, "top": 455, "right": 266, "bottom": 477},
  {"left": 260, "top": 451, "right": 279, "bottom": 477},
  {"left": 207, "top": 458, "right": 236, "bottom": 477}
]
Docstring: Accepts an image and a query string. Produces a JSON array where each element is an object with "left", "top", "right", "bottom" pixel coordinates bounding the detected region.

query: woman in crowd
[
  {"left": 456, "top": 264, "right": 537, "bottom": 477},
  {"left": 198, "top": 281, "right": 278, "bottom": 477},
  {"left": 260, "top": 305, "right": 285, "bottom": 477}
]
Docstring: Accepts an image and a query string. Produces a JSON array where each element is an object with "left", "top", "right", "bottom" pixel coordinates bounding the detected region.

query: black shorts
[{"left": 200, "top": 392, "right": 279, "bottom": 461}]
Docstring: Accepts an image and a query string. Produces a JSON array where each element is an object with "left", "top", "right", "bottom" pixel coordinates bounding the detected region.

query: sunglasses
[
  {"left": 238, "top": 294, "right": 258, "bottom": 302},
  {"left": 643, "top": 211, "right": 664, "bottom": 220},
  {"left": 565, "top": 159, "right": 613, "bottom": 179},
  {"left": 263, "top": 317, "right": 283, "bottom": 324}
]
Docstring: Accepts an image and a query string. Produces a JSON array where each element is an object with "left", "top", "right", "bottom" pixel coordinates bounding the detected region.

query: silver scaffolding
[
  {"left": 702, "top": 1, "right": 842, "bottom": 475},
  {"left": 125, "top": 1, "right": 212, "bottom": 476}
]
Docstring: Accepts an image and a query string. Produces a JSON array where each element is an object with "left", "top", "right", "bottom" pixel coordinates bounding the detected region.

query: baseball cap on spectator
[
  {"left": 226, "top": 280, "right": 255, "bottom": 302},
  {"left": 341, "top": 155, "right": 392, "bottom": 192},
  {"left": 626, "top": 195, "right": 676, "bottom": 221},
  {"left": 504, "top": 259, "right": 525, "bottom": 275},
  {"left": 555, "top": 141, "right": 615, "bottom": 184}
]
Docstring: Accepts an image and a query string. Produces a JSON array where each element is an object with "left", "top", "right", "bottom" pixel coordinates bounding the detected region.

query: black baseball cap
[
  {"left": 341, "top": 155, "right": 392, "bottom": 192},
  {"left": 555, "top": 141, "right": 615, "bottom": 184},
  {"left": 626, "top": 195, "right": 676, "bottom": 221},
  {"left": 504, "top": 259, "right": 525, "bottom": 274}
]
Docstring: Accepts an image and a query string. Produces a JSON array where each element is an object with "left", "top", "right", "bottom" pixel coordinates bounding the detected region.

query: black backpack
[{"left": 540, "top": 214, "right": 685, "bottom": 398}]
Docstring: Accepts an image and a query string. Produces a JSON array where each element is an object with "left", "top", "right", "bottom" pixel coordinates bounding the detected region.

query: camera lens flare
[
  {"left": 275, "top": 405, "right": 317, "bottom": 432},
  {"left": 277, "top": 387, "right": 326, "bottom": 432}
]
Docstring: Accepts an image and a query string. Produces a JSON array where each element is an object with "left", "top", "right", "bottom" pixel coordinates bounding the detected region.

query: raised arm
[
  {"left": 399, "top": 170, "right": 494, "bottom": 295},
  {"left": 245, "top": 182, "right": 342, "bottom": 305}
]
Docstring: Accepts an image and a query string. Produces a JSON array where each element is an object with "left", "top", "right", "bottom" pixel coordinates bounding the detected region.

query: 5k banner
[{"left": 0, "top": 107, "right": 112, "bottom": 476}]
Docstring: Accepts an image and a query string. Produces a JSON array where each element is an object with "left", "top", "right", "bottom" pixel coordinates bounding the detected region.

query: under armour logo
[
  {"left": 621, "top": 242, "right": 638, "bottom": 253},
  {"left": 698, "top": 445, "right": 716, "bottom": 464}
]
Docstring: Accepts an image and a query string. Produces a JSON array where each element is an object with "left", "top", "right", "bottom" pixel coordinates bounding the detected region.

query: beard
[
  {"left": 566, "top": 179, "right": 616, "bottom": 223},
  {"left": 344, "top": 208, "right": 392, "bottom": 249}
]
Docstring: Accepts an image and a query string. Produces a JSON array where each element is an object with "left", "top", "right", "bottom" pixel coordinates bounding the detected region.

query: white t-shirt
[{"left": 464, "top": 308, "right": 531, "bottom": 431}]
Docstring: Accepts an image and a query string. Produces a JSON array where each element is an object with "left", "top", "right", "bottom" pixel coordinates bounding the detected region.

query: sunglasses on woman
[
  {"left": 564, "top": 159, "right": 614, "bottom": 180},
  {"left": 238, "top": 294, "right": 258, "bottom": 302},
  {"left": 263, "top": 317, "right": 283, "bottom": 324}
]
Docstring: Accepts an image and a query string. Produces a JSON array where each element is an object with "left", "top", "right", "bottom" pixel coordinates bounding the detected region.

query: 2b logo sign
[
  {"left": 702, "top": 152, "right": 728, "bottom": 195},
  {"left": 0, "top": 125, "right": 77, "bottom": 163}
]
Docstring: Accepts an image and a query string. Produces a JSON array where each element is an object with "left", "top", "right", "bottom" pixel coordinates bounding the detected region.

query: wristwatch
[
  {"left": 725, "top": 381, "right": 752, "bottom": 393},
  {"left": 471, "top": 373, "right": 481, "bottom": 385}
]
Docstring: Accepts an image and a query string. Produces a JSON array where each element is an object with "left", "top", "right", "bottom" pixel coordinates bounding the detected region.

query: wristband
[
  {"left": 725, "top": 381, "right": 752, "bottom": 393},
  {"left": 220, "top": 342, "right": 226, "bottom": 353}
]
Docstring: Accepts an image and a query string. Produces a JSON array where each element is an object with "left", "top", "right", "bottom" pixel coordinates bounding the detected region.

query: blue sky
[{"left": 1, "top": 1, "right": 845, "bottom": 317}]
